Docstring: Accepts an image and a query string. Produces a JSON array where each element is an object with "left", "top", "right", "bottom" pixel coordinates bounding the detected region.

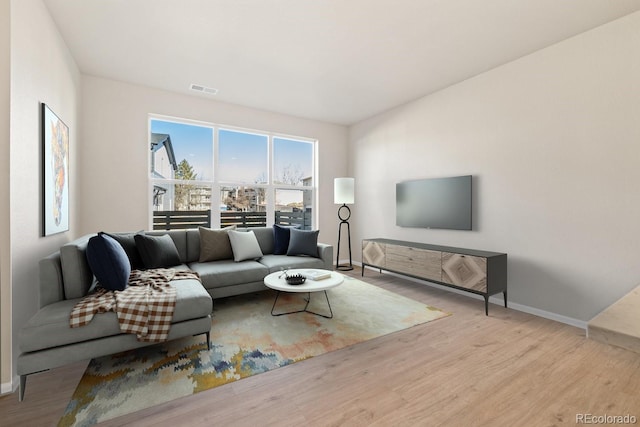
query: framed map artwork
[{"left": 42, "top": 103, "right": 69, "bottom": 236}]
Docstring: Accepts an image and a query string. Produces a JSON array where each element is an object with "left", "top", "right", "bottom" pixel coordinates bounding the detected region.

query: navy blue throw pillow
[
  {"left": 273, "top": 224, "right": 300, "bottom": 255},
  {"left": 86, "top": 233, "right": 131, "bottom": 291},
  {"left": 287, "top": 228, "right": 319, "bottom": 257}
]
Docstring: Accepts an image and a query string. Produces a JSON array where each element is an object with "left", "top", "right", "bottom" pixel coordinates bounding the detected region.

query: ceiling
[{"left": 43, "top": 0, "right": 640, "bottom": 125}]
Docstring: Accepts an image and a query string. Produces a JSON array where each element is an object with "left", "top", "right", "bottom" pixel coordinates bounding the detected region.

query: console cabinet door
[
  {"left": 362, "top": 241, "right": 386, "bottom": 268},
  {"left": 441, "top": 253, "right": 487, "bottom": 292},
  {"left": 385, "top": 244, "right": 441, "bottom": 282}
]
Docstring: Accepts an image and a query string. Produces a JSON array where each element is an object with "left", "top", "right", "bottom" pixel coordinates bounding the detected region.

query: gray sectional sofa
[{"left": 17, "top": 226, "right": 333, "bottom": 400}]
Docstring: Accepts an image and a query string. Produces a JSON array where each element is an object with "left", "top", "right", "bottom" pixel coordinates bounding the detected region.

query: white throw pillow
[{"left": 228, "top": 230, "right": 264, "bottom": 262}]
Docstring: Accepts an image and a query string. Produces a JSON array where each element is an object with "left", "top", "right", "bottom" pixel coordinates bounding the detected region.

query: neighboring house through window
[{"left": 150, "top": 133, "right": 177, "bottom": 209}]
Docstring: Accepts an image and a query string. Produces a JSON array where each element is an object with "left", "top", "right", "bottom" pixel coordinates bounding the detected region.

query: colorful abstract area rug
[{"left": 59, "top": 277, "right": 450, "bottom": 426}]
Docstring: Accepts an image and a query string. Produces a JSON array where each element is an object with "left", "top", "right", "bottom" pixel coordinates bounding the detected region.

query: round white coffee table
[{"left": 264, "top": 269, "right": 343, "bottom": 318}]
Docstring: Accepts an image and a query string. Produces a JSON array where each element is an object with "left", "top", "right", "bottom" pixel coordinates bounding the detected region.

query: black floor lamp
[{"left": 334, "top": 177, "right": 354, "bottom": 271}]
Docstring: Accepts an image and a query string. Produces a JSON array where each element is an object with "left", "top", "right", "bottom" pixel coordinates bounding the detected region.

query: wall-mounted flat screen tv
[{"left": 396, "top": 175, "right": 472, "bottom": 230}]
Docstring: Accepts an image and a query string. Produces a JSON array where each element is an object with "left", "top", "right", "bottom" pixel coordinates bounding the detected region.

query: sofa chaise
[{"left": 17, "top": 226, "right": 333, "bottom": 400}]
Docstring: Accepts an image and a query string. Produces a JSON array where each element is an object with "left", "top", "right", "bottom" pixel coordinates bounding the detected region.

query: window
[
  {"left": 218, "top": 129, "right": 268, "bottom": 184},
  {"left": 149, "top": 117, "right": 315, "bottom": 230},
  {"left": 273, "top": 137, "right": 313, "bottom": 187},
  {"left": 272, "top": 137, "right": 314, "bottom": 229}
]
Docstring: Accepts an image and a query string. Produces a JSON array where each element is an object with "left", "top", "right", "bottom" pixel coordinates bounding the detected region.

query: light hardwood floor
[{"left": 2, "top": 267, "right": 639, "bottom": 426}]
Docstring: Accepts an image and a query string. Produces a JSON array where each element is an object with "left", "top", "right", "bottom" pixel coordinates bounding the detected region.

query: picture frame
[{"left": 42, "top": 103, "right": 70, "bottom": 236}]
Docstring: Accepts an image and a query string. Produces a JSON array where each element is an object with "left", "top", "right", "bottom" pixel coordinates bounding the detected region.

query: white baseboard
[
  {"left": 358, "top": 264, "right": 587, "bottom": 330},
  {"left": 503, "top": 300, "right": 587, "bottom": 330},
  {"left": 1, "top": 376, "right": 17, "bottom": 395}
]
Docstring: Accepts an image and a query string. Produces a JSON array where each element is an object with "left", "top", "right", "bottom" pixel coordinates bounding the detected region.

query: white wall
[
  {"left": 79, "top": 76, "right": 348, "bottom": 247},
  {"left": 349, "top": 11, "right": 640, "bottom": 323},
  {"left": 7, "top": 0, "right": 80, "bottom": 386},
  {"left": 0, "top": 0, "right": 11, "bottom": 392}
]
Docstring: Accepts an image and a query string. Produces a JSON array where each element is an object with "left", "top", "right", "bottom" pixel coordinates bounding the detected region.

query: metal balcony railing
[{"left": 153, "top": 210, "right": 312, "bottom": 230}]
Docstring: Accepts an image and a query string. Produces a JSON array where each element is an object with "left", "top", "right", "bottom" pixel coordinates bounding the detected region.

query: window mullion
[
  {"left": 266, "top": 135, "right": 275, "bottom": 225},
  {"left": 211, "top": 126, "right": 221, "bottom": 227}
]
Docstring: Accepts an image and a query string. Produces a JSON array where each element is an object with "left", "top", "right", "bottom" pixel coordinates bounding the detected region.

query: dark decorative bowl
[{"left": 285, "top": 274, "right": 306, "bottom": 285}]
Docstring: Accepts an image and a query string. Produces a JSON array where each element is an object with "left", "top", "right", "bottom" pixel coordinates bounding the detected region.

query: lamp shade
[{"left": 334, "top": 177, "right": 355, "bottom": 204}]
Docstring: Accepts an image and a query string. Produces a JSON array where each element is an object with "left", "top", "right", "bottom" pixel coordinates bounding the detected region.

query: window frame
[{"left": 148, "top": 114, "right": 317, "bottom": 230}]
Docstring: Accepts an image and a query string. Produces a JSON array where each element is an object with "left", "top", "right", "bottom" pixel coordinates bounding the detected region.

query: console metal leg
[
  {"left": 503, "top": 290, "right": 508, "bottom": 308},
  {"left": 484, "top": 296, "right": 489, "bottom": 316}
]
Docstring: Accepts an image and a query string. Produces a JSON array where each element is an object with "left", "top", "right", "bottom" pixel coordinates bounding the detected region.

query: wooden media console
[{"left": 362, "top": 238, "right": 507, "bottom": 315}]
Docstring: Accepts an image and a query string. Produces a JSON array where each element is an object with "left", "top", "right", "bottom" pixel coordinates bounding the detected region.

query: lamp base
[{"left": 336, "top": 204, "right": 353, "bottom": 273}]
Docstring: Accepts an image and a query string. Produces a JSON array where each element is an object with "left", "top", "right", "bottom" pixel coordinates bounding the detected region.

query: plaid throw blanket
[{"left": 70, "top": 269, "right": 200, "bottom": 342}]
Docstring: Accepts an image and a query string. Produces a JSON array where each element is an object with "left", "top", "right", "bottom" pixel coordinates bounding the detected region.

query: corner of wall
[{"left": 0, "top": 0, "right": 12, "bottom": 392}]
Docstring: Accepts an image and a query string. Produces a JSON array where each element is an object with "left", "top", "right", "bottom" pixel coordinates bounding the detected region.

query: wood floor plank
[{"left": 1, "top": 267, "right": 639, "bottom": 426}]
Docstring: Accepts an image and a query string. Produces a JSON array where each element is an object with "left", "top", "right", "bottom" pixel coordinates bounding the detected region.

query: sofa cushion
[
  {"left": 199, "top": 226, "right": 236, "bottom": 262},
  {"left": 86, "top": 233, "right": 131, "bottom": 291},
  {"left": 185, "top": 229, "right": 200, "bottom": 263},
  {"left": 19, "top": 278, "right": 211, "bottom": 353},
  {"left": 228, "top": 230, "right": 263, "bottom": 262},
  {"left": 273, "top": 224, "right": 299, "bottom": 255},
  {"left": 104, "top": 231, "right": 144, "bottom": 270},
  {"left": 287, "top": 229, "right": 319, "bottom": 257},
  {"left": 134, "top": 234, "right": 182, "bottom": 269},
  {"left": 258, "top": 254, "right": 325, "bottom": 273},
  {"left": 189, "top": 260, "right": 269, "bottom": 290}
]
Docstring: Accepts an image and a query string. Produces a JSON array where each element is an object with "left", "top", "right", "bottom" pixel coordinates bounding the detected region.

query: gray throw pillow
[
  {"left": 287, "top": 229, "right": 319, "bottom": 257},
  {"left": 104, "top": 231, "right": 144, "bottom": 270},
  {"left": 199, "top": 225, "right": 236, "bottom": 262},
  {"left": 228, "top": 230, "right": 264, "bottom": 262},
  {"left": 134, "top": 233, "right": 181, "bottom": 269}
]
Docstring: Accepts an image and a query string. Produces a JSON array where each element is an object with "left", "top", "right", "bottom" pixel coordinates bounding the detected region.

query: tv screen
[{"left": 396, "top": 175, "right": 472, "bottom": 230}]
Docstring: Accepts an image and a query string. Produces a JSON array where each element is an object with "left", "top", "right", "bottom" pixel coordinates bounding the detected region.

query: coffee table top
[{"left": 264, "top": 269, "right": 344, "bottom": 293}]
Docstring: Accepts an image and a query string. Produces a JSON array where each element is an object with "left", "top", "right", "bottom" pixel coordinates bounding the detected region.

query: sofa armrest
[{"left": 317, "top": 243, "right": 334, "bottom": 271}]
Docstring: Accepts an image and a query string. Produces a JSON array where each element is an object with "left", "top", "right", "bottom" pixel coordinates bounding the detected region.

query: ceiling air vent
[{"left": 190, "top": 83, "right": 218, "bottom": 95}]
